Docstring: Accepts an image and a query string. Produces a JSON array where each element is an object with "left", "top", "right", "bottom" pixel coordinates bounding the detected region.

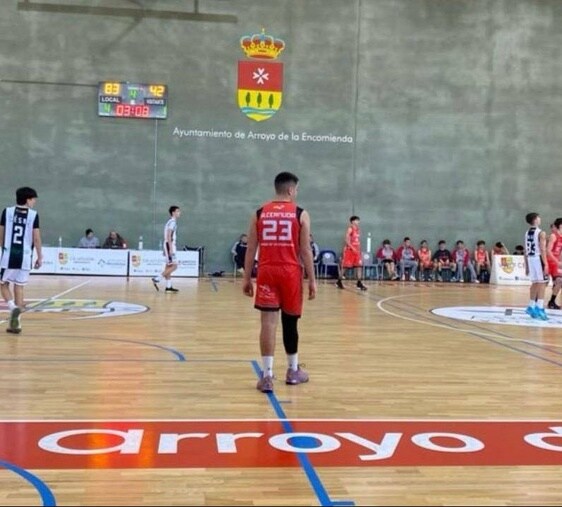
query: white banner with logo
[
  {"left": 128, "top": 250, "right": 199, "bottom": 277},
  {"left": 32, "top": 247, "right": 129, "bottom": 275},
  {"left": 490, "top": 255, "right": 530, "bottom": 285},
  {"left": 30, "top": 247, "right": 201, "bottom": 276}
]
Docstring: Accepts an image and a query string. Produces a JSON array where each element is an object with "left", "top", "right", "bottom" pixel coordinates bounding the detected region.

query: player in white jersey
[
  {"left": 0, "top": 187, "right": 43, "bottom": 333},
  {"left": 524, "top": 212, "right": 549, "bottom": 320},
  {"left": 152, "top": 206, "right": 181, "bottom": 292}
]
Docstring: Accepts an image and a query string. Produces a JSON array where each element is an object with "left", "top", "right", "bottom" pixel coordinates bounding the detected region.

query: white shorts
[
  {"left": 528, "top": 257, "right": 548, "bottom": 283},
  {"left": 1, "top": 268, "right": 30, "bottom": 286}
]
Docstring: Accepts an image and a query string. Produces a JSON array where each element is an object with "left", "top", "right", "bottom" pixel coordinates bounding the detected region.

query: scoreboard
[{"left": 98, "top": 82, "right": 168, "bottom": 119}]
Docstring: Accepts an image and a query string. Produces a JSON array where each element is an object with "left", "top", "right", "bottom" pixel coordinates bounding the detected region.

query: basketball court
[{"left": 1, "top": 275, "right": 562, "bottom": 506}]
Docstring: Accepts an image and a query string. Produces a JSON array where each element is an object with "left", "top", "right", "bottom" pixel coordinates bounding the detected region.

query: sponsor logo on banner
[
  {"left": 237, "top": 29, "right": 285, "bottom": 122},
  {"left": 131, "top": 254, "right": 141, "bottom": 267},
  {"left": 500, "top": 256, "right": 515, "bottom": 274},
  {"left": 58, "top": 252, "right": 68, "bottom": 265},
  {"left": 2, "top": 420, "right": 562, "bottom": 469}
]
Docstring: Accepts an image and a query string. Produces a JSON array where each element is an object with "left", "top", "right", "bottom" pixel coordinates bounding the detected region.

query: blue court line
[
  {"left": 251, "top": 360, "right": 355, "bottom": 507},
  {"left": 363, "top": 289, "right": 562, "bottom": 369},
  {"left": 0, "top": 459, "right": 56, "bottom": 506}
]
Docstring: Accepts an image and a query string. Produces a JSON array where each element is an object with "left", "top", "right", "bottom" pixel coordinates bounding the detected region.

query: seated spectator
[
  {"left": 474, "top": 240, "right": 491, "bottom": 279},
  {"left": 395, "top": 237, "right": 418, "bottom": 281},
  {"left": 102, "top": 230, "right": 127, "bottom": 249},
  {"left": 452, "top": 240, "right": 478, "bottom": 283},
  {"left": 491, "top": 241, "right": 509, "bottom": 257},
  {"left": 417, "top": 240, "right": 433, "bottom": 281},
  {"left": 77, "top": 228, "right": 100, "bottom": 248},
  {"left": 513, "top": 244, "right": 525, "bottom": 255},
  {"left": 376, "top": 239, "right": 398, "bottom": 280},
  {"left": 432, "top": 240, "right": 453, "bottom": 281},
  {"left": 310, "top": 234, "right": 320, "bottom": 263},
  {"left": 231, "top": 234, "right": 248, "bottom": 273}
]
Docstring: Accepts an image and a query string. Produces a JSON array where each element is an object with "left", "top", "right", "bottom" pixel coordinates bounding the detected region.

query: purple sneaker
[
  {"left": 256, "top": 374, "right": 274, "bottom": 393},
  {"left": 286, "top": 366, "right": 309, "bottom": 385}
]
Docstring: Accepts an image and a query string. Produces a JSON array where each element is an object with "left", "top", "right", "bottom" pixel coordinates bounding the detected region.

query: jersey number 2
[{"left": 13, "top": 225, "right": 24, "bottom": 245}]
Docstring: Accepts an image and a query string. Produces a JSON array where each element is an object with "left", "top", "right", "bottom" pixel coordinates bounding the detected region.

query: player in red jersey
[
  {"left": 473, "top": 240, "right": 491, "bottom": 281},
  {"left": 336, "top": 216, "right": 367, "bottom": 290},
  {"left": 242, "top": 172, "right": 317, "bottom": 393},
  {"left": 547, "top": 218, "right": 562, "bottom": 310}
]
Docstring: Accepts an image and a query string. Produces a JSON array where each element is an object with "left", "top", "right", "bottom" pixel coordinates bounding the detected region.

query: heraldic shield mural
[{"left": 237, "top": 29, "right": 285, "bottom": 122}]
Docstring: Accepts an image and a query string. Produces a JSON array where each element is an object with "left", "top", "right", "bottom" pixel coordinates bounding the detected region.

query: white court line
[
  {"left": 0, "top": 279, "right": 92, "bottom": 325},
  {"left": 376, "top": 292, "right": 562, "bottom": 349}
]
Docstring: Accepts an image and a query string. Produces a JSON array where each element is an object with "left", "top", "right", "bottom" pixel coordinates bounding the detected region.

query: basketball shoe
[
  {"left": 256, "top": 374, "right": 274, "bottom": 393},
  {"left": 286, "top": 366, "right": 309, "bottom": 385},
  {"left": 6, "top": 307, "right": 21, "bottom": 334}
]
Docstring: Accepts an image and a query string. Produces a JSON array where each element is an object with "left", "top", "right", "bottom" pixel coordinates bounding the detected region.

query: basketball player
[
  {"left": 547, "top": 218, "right": 562, "bottom": 310},
  {"left": 336, "top": 216, "right": 367, "bottom": 290},
  {"left": 524, "top": 212, "right": 549, "bottom": 320},
  {"left": 152, "top": 206, "right": 181, "bottom": 292},
  {"left": 242, "top": 171, "right": 316, "bottom": 393},
  {"left": 0, "top": 187, "right": 43, "bottom": 334},
  {"left": 474, "top": 240, "right": 491, "bottom": 281}
]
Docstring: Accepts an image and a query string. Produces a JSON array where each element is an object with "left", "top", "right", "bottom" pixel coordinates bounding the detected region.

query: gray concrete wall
[{"left": 0, "top": 0, "right": 560, "bottom": 270}]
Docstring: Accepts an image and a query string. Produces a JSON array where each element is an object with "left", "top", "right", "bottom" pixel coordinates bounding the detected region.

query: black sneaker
[
  {"left": 165, "top": 287, "right": 179, "bottom": 293},
  {"left": 335, "top": 280, "right": 345, "bottom": 289},
  {"left": 151, "top": 277, "right": 160, "bottom": 292},
  {"left": 356, "top": 281, "right": 367, "bottom": 291},
  {"left": 548, "top": 301, "right": 561, "bottom": 310},
  {"left": 8, "top": 307, "right": 21, "bottom": 333}
]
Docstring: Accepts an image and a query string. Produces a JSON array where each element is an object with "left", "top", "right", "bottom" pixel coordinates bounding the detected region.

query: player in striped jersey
[
  {"left": 152, "top": 206, "right": 181, "bottom": 292},
  {"left": 524, "top": 212, "right": 549, "bottom": 320},
  {"left": 0, "top": 187, "right": 43, "bottom": 333}
]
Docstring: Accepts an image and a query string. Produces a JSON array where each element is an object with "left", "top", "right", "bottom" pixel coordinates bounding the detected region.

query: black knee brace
[{"left": 281, "top": 311, "right": 300, "bottom": 355}]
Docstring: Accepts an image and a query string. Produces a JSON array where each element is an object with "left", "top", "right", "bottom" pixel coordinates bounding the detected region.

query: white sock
[
  {"left": 529, "top": 299, "right": 536, "bottom": 308},
  {"left": 7, "top": 300, "right": 16, "bottom": 311},
  {"left": 287, "top": 353, "right": 298, "bottom": 372},
  {"left": 537, "top": 299, "right": 544, "bottom": 309},
  {"left": 262, "top": 356, "right": 274, "bottom": 378},
  {"left": 166, "top": 279, "right": 172, "bottom": 289}
]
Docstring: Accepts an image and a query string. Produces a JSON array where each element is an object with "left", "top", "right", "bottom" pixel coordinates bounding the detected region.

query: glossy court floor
[{"left": 1, "top": 275, "right": 562, "bottom": 506}]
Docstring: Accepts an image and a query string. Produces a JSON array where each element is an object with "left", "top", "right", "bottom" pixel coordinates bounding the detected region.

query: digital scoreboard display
[{"left": 98, "top": 82, "right": 168, "bottom": 119}]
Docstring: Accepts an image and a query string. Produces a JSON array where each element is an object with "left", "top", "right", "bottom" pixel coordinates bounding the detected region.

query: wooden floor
[{"left": 1, "top": 275, "right": 562, "bottom": 506}]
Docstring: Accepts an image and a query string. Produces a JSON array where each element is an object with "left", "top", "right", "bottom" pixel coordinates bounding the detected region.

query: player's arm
[
  {"left": 0, "top": 209, "right": 5, "bottom": 250},
  {"left": 242, "top": 214, "right": 258, "bottom": 296},
  {"left": 547, "top": 233, "right": 557, "bottom": 263},
  {"left": 344, "top": 227, "right": 354, "bottom": 250},
  {"left": 33, "top": 229, "right": 43, "bottom": 268},
  {"left": 540, "top": 231, "right": 549, "bottom": 275},
  {"left": 33, "top": 218, "right": 43, "bottom": 268},
  {"left": 299, "top": 210, "right": 316, "bottom": 300}
]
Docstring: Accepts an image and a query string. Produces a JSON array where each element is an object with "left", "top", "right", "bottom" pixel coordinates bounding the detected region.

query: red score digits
[{"left": 115, "top": 104, "right": 150, "bottom": 117}]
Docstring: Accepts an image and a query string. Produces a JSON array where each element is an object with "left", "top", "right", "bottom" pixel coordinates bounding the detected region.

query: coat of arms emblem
[{"left": 237, "top": 29, "right": 285, "bottom": 122}]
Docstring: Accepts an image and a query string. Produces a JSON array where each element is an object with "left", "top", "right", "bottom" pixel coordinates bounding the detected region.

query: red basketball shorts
[
  {"left": 341, "top": 247, "right": 362, "bottom": 268},
  {"left": 255, "top": 264, "right": 303, "bottom": 316}
]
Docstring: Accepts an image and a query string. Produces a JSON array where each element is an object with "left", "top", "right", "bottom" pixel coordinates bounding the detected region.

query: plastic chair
[
  {"left": 318, "top": 250, "right": 339, "bottom": 279},
  {"left": 362, "top": 252, "right": 377, "bottom": 280}
]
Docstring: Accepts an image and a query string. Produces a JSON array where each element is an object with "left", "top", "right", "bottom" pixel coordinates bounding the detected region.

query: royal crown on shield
[
  {"left": 237, "top": 29, "right": 285, "bottom": 122},
  {"left": 240, "top": 29, "right": 285, "bottom": 60}
]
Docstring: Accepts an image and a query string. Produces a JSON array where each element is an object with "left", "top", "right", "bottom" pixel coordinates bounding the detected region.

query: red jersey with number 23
[{"left": 256, "top": 201, "right": 302, "bottom": 267}]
